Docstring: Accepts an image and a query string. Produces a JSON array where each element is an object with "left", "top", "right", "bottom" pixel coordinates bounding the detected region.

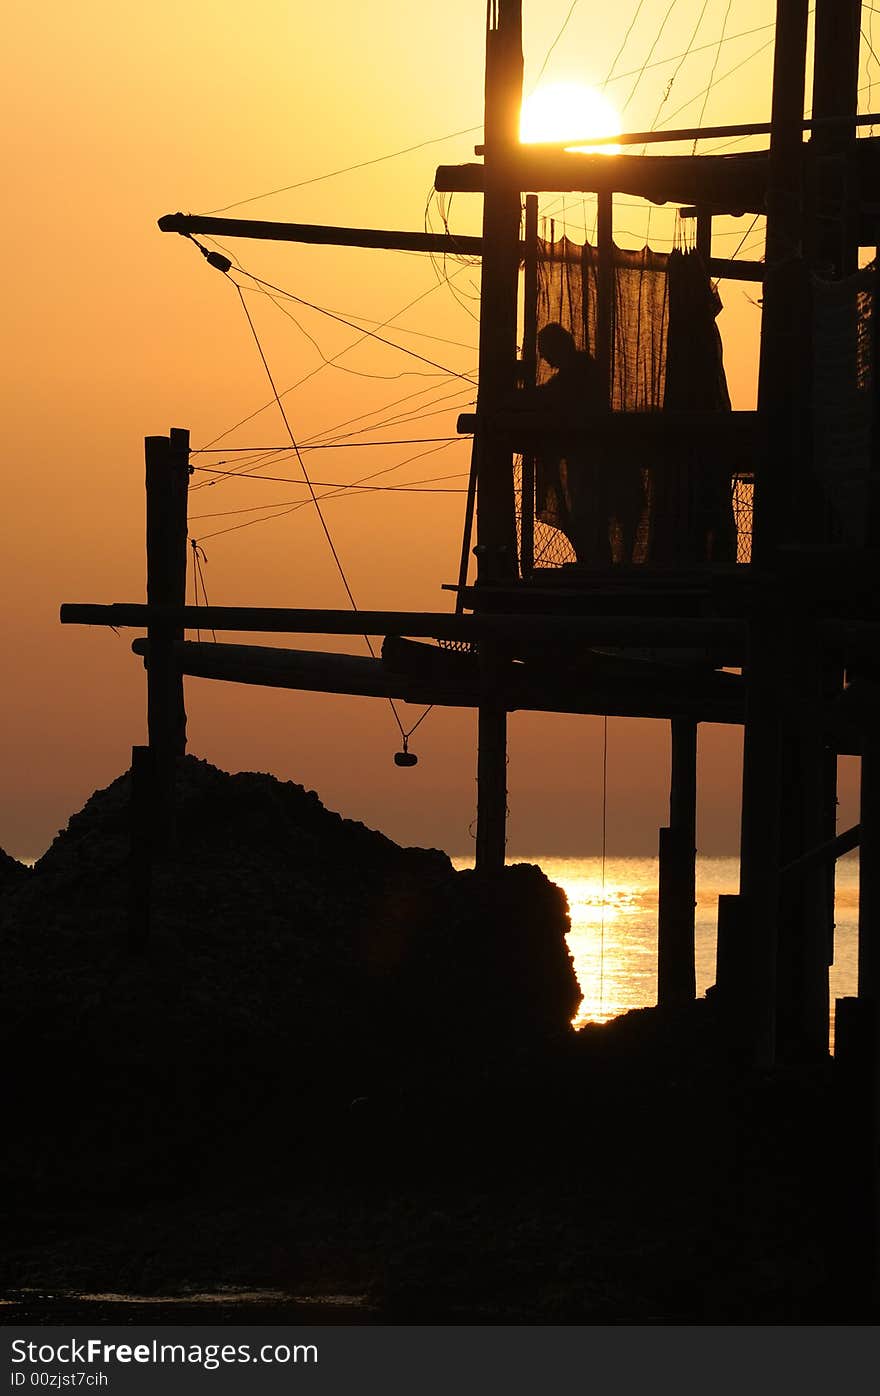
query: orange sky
[{"left": 2, "top": 1, "right": 867, "bottom": 859}]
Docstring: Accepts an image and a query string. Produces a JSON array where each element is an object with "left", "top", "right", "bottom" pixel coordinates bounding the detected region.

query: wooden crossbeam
[
  {"left": 158, "top": 212, "right": 484, "bottom": 257},
  {"left": 157, "top": 213, "right": 764, "bottom": 282},
  {"left": 61, "top": 602, "right": 744, "bottom": 646},
  {"left": 435, "top": 151, "right": 770, "bottom": 212},
  {"left": 130, "top": 637, "right": 746, "bottom": 724}
]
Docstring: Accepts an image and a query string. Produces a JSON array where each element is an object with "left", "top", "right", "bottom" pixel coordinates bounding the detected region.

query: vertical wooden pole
[
  {"left": 473, "top": 2, "right": 519, "bottom": 869},
  {"left": 810, "top": 0, "right": 861, "bottom": 277},
  {"left": 520, "top": 193, "right": 539, "bottom": 577},
  {"left": 475, "top": 641, "right": 507, "bottom": 874},
  {"left": 695, "top": 208, "right": 712, "bottom": 268},
  {"left": 738, "top": 615, "right": 784, "bottom": 1068},
  {"left": 737, "top": 0, "right": 810, "bottom": 1069},
  {"left": 776, "top": 625, "right": 833, "bottom": 1062},
  {"left": 128, "top": 744, "right": 154, "bottom": 949},
  {"left": 475, "top": 0, "right": 523, "bottom": 584},
  {"left": 658, "top": 717, "right": 697, "bottom": 1008},
  {"left": 144, "top": 427, "right": 190, "bottom": 845},
  {"left": 858, "top": 733, "right": 880, "bottom": 1292},
  {"left": 596, "top": 190, "right": 614, "bottom": 406}
]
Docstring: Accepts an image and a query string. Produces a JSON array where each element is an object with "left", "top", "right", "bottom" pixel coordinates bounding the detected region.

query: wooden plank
[
  {"left": 658, "top": 717, "right": 698, "bottom": 1008},
  {"left": 435, "top": 150, "right": 771, "bottom": 213},
  {"left": 129, "top": 638, "right": 746, "bottom": 724},
  {"left": 475, "top": 111, "right": 880, "bottom": 155},
  {"left": 63, "top": 602, "right": 744, "bottom": 646},
  {"left": 519, "top": 193, "right": 539, "bottom": 577},
  {"left": 128, "top": 745, "right": 154, "bottom": 950},
  {"left": 145, "top": 431, "right": 189, "bottom": 762},
  {"left": 474, "top": 0, "right": 523, "bottom": 583},
  {"left": 158, "top": 212, "right": 485, "bottom": 257}
]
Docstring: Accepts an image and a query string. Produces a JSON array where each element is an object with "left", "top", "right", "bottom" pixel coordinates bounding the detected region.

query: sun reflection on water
[
  {"left": 451, "top": 855, "right": 860, "bottom": 1041},
  {"left": 542, "top": 860, "right": 657, "bottom": 1027}
]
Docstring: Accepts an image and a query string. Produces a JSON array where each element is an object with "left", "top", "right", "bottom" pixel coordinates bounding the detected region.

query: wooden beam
[
  {"left": 435, "top": 150, "right": 770, "bottom": 213},
  {"left": 158, "top": 211, "right": 485, "bottom": 257},
  {"left": 158, "top": 212, "right": 763, "bottom": 279},
  {"left": 129, "top": 637, "right": 746, "bottom": 724},
  {"left": 658, "top": 717, "right": 698, "bottom": 1008},
  {"left": 779, "top": 821, "right": 860, "bottom": 879},
  {"left": 63, "top": 602, "right": 744, "bottom": 646},
  {"left": 474, "top": 111, "right": 880, "bottom": 155},
  {"left": 519, "top": 193, "right": 539, "bottom": 577},
  {"left": 474, "top": 0, "right": 523, "bottom": 584}
]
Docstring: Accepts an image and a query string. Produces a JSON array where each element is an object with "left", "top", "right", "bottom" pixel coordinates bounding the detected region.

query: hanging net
[{"left": 526, "top": 236, "right": 750, "bottom": 569}]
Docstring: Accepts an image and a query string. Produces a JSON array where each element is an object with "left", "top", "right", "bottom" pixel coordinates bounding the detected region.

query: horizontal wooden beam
[
  {"left": 158, "top": 212, "right": 484, "bottom": 257},
  {"left": 474, "top": 110, "right": 880, "bottom": 155},
  {"left": 157, "top": 212, "right": 763, "bottom": 282},
  {"left": 62, "top": 601, "right": 744, "bottom": 647},
  {"left": 435, "top": 151, "right": 770, "bottom": 213},
  {"left": 131, "top": 638, "right": 746, "bottom": 724},
  {"left": 455, "top": 408, "right": 758, "bottom": 465}
]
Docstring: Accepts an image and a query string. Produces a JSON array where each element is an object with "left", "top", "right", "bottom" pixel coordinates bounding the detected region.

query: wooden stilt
[
  {"left": 658, "top": 717, "right": 697, "bottom": 1008},
  {"left": 144, "top": 427, "right": 190, "bottom": 851},
  {"left": 475, "top": 0, "right": 523, "bottom": 584},
  {"left": 776, "top": 629, "right": 833, "bottom": 1062},
  {"left": 475, "top": 642, "right": 508, "bottom": 874},
  {"left": 520, "top": 193, "right": 539, "bottom": 577},
  {"left": 738, "top": 616, "right": 784, "bottom": 1069},
  {"left": 128, "top": 744, "right": 154, "bottom": 949}
]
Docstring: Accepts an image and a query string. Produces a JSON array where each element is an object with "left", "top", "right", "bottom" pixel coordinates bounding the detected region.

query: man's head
[{"left": 538, "top": 322, "right": 578, "bottom": 370}]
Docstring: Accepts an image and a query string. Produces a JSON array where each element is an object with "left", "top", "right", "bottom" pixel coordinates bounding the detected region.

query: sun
[{"left": 520, "top": 82, "right": 621, "bottom": 153}]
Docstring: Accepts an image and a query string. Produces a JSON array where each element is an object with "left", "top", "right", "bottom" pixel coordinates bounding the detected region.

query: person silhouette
[{"left": 537, "top": 323, "right": 611, "bottom": 565}]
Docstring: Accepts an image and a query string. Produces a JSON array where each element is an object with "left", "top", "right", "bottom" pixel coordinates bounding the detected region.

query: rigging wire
[
  {"left": 692, "top": 0, "right": 735, "bottom": 153},
  {"left": 204, "top": 125, "right": 482, "bottom": 215},
  {"left": 196, "top": 257, "right": 480, "bottom": 454},
  {"left": 602, "top": 0, "right": 650, "bottom": 91},
  {"left": 227, "top": 279, "right": 427, "bottom": 743},
  {"left": 532, "top": 0, "right": 582, "bottom": 89},
  {"left": 192, "top": 440, "right": 465, "bottom": 540}
]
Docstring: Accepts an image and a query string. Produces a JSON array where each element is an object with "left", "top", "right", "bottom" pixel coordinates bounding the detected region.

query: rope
[
  {"left": 196, "top": 258, "right": 479, "bottom": 453},
  {"left": 532, "top": 0, "right": 581, "bottom": 89},
  {"left": 190, "top": 541, "right": 217, "bottom": 642},
  {"left": 692, "top": 0, "right": 734, "bottom": 153},
  {"left": 204, "top": 125, "right": 482, "bottom": 215},
  {"left": 225, "top": 274, "right": 432, "bottom": 747}
]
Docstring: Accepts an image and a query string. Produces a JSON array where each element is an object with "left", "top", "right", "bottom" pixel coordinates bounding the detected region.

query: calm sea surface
[{"left": 453, "top": 854, "right": 860, "bottom": 1040}]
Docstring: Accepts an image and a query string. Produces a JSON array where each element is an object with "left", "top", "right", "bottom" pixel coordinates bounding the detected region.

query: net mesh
[{"left": 523, "top": 237, "right": 749, "bottom": 570}]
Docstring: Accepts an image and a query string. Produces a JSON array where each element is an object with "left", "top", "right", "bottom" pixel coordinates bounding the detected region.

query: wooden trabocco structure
[{"left": 63, "top": 1, "right": 879, "bottom": 1133}]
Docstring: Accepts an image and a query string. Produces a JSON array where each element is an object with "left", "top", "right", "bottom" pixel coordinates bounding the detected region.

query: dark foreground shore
[{"left": 0, "top": 758, "right": 874, "bottom": 1323}]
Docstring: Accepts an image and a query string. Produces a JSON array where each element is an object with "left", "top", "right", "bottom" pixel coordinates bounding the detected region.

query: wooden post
[
  {"left": 144, "top": 427, "right": 189, "bottom": 846},
  {"left": 475, "top": 0, "right": 523, "bottom": 584},
  {"left": 658, "top": 717, "right": 697, "bottom": 1007},
  {"left": 128, "top": 744, "right": 155, "bottom": 949},
  {"left": 520, "top": 193, "right": 539, "bottom": 577},
  {"left": 736, "top": 0, "right": 810, "bottom": 1069},
  {"left": 475, "top": 642, "right": 508, "bottom": 874},
  {"left": 737, "top": 615, "right": 784, "bottom": 1069},
  {"left": 596, "top": 189, "right": 614, "bottom": 405},
  {"left": 776, "top": 628, "right": 833, "bottom": 1062},
  {"left": 810, "top": 0, "right": 861, "bottom": 277},
  {"left": 695, "top": 207, "right": 712, "bottom": 268}
]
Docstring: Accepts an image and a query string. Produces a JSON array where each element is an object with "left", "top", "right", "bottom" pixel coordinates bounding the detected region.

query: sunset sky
[{"left": 2, "top": 1, "right": 867, "bottom": 861}]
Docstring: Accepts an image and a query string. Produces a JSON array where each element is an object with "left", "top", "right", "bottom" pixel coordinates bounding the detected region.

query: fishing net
[{"left": 523, "top": 237, "right": 749, "bottom": 569}]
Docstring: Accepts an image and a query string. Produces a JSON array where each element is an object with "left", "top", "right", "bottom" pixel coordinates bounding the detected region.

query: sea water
[{"left": 453, "top": 853, "right": 860, "bottom": 1040}]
